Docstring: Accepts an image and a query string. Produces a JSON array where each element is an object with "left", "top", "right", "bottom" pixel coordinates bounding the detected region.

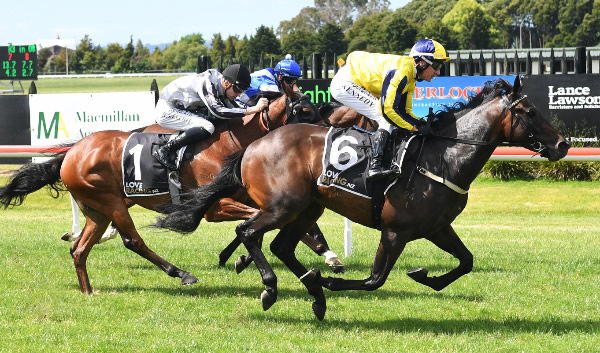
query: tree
[
  {"left": 278, "top": 7, "right": 324, "bottom": 40},
  {"left": 72, "top": 35, "right": 95, "bottom": 73},
  {"left": 377, "top": 12, "right": 419, "bottom": 53},
  {"left": 37, "top": 47, "right": 53, "bottom": 74},
  {"left": 345, "top": 11, "right": 387, "bottom": 52},
  {"left": 281, "top": 30, "right": 315, "bottom": 58},
  {"left": 442, "top": 0, "right": 502, "bottom": 49},
  {"left": 314, "top": 23, "right": 347, "bottom": 57},
  {"left": 161, "top": 34, "right": 208, "bottom": 72},
  {"left": 417, "top": 18, "right": 459, "bottom": 50},
  {"left": 397, "top": 0, "right": 458, "bottom": 23},
  {"left": 209, "top": 33, "right": 226, "bottom": 64},
  {"left": 224, "top": 36, "right": 238, "bottom": 58},
  {"left": 247, "top": 25, "right": 281, "bottom": 59}
]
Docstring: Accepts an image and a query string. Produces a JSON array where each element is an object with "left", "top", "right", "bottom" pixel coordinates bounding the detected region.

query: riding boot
[
  {"left": 367, "top": 129, "right": 391, "bottom": 180},
  {"left": 153, "top": 127, "right": 211, "bottom": 170}
]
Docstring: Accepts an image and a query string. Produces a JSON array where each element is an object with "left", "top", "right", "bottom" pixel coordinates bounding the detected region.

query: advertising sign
[
  {"left": 29, "top": 91, "right": 156, "bottom": 146},
  {"left": 522, "top": 74, "right": 600, "bottom": 146},
  {"left": 298, "top": 75, "right": 515, "bottom": 117}
]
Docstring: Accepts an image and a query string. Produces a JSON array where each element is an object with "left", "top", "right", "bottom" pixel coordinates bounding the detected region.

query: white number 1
[{"left": 128, "top": 144, "right": 144, "bottom": 180}]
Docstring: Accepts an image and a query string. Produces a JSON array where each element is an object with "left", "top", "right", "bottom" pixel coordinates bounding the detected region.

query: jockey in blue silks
[{"left": 238, "top": 54, "right": 303, "bottom": 105}]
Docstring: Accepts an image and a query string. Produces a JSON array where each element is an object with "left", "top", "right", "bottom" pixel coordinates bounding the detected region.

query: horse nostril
[{"left": 557, "top": 140, "right": 570, "bottom": 156}]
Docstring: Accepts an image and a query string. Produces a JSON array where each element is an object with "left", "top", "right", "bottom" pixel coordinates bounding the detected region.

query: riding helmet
[
  {"left": 222, "top": 64, "right": 251, "bottom": 90},
  {"left": 274, "top": 54, "right": 302, "bottom": 78},
  {"left": 409, "top": 39, "right": 450, "bottom": 63}
]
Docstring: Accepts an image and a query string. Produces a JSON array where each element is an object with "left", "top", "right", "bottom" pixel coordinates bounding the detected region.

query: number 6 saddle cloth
[
  {"left": 317, "top": 127, "right": 415, "bottom": 199},
  {"left": 122, "top": 132, "right": 184, "bottom": 197}
]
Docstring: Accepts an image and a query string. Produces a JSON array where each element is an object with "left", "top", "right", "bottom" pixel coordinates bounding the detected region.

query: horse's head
[
  {"left": 286, "top": 94, "right": 321, "bottom": 124},
  {"left": 498, "top": 76, "right": 569, "bottom": 161}
]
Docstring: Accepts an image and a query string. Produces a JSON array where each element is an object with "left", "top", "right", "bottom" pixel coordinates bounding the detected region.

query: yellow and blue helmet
[{"left": 409, "top": 39, "right": 450, "bottom": 63}]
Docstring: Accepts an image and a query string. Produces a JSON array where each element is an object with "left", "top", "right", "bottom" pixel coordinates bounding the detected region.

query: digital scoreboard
[{"left": 1, "top": 45, "right": 37, "bottom": 80}]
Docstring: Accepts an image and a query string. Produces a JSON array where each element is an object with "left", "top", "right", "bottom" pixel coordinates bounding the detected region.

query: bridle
[{"left": 502, "top": 94, "right": 545, "bottom": 154}]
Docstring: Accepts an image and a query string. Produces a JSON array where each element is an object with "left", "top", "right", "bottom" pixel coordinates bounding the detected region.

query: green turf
[
  {"left": 24, "top": 75, "right": 185, "bottom": 94},
  {"left": 0, "top": 170, "right": 598, "bottom": 352}
]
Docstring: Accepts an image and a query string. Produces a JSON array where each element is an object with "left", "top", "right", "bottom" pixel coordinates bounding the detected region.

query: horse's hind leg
[
  {"left": 111, "top": 207, "right": 199, "bottom": 286},
  {"left": 407, "top": 224, "right": 473, "bottom": 291},
  {"left": 70, "top": 208, "right": 110, "bottom": 294},
  {"left": 270, "top": 203, "right": 327, "bottom": 320},
  {"left": 235, "top": 212, "right": 280, "bottom": 311}
]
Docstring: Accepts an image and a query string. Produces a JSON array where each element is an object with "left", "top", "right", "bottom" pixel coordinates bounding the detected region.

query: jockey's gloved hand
[{"left": 415, "top": 119, "right": 434, "bottom": 136}]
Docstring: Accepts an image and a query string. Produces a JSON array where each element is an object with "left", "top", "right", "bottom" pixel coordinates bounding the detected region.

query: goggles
[
  {"left": 283, "top": 77, "right": 298, "bottom": 85},
  {"left": 422, "top": 57, "right": 444, "bottom": 71}
]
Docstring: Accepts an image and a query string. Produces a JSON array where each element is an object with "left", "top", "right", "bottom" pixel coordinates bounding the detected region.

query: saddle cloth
[
  {"left": 317, "top": 127, "right": 416, "bottom": 199},
  {"left": 122, "top": 132, "right": 185, "bottom": 197}
]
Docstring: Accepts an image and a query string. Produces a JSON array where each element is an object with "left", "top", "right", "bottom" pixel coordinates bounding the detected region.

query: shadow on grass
[{"left": 250, "top": 314, "right": 600, "bottom": 334}]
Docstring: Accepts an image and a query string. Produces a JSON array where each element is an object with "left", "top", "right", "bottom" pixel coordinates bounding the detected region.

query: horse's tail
[
  {"left": 155, "top": 149, "right": 246, "bottom": 233},
  {"left": 0, "top": 152, "right": 67, "bottom": 209}
]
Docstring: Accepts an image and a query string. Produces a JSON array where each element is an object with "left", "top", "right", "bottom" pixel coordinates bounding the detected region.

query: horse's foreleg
[
  {"left": 302, "top": 223, "right": 345, "bottom": 273},
  {"left": 322, "top": 229, "right": 405, "bottom": 291},
  {"left": 207, "top": 198, "right": 259, "bottom": 267},
  {"left": 407, "top": 225, "right": 473, "bottom": 291}
]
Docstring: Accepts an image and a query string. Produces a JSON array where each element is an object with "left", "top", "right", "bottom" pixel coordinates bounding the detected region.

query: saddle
[
  {"left": 122, "top": 133, "right": 189, "bottom": 200},
  {"left": 317, "top": 126, "right": 419, "bottom": 228}
]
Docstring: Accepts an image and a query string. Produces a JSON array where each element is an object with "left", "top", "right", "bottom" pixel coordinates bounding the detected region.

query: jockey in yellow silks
[{"left": 330, "top": 39, "right": 450, "bottom": 179}]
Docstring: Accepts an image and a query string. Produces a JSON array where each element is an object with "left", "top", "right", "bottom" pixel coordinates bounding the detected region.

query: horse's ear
[{"left": 512, "top": 75, "right": 522, "bottom": 95}]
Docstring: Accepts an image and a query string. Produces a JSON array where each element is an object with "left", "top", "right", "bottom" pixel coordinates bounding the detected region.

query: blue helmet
[{"left": 274, "top": 54, "right": 302, "bottom": 78}]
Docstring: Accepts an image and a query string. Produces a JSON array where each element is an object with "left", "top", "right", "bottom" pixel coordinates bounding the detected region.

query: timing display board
[{"left": 1, "top": 45, "right": 37, "bottom": 80}]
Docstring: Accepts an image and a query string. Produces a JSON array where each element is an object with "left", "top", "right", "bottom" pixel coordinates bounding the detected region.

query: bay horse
[
  {"left": 155, "top": 77, "right": 569, "bottom": 320},
  {"left": 0, "top": 92, "right": 335, "bottom": 294}
]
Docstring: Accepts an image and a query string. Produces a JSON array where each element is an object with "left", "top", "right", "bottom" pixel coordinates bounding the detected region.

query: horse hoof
[
  {"left": 61, "top": 232, "right": 76, "bottom": 242},
  {"left": 181, "top": 272, "right": 199, "bottom": 286},
  {"left": 325, "top": 257, "right": 346, "bottom": 274},
  {"left": 261, "top": 288, "right": 277, "bottom": 311},
  {"left": 235, "top": 255, "right": 248, "bottom": 274},
  {"left": 407, "top": 267, "right": 428, "bottom": 282},
  {"left": 312, "top": 301, "right": 326, "bottom": 321}
]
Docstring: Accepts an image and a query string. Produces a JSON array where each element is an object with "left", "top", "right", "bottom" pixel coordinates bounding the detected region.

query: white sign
[{"left": 29, "top": 91, "right": 156, "bottom": 146}]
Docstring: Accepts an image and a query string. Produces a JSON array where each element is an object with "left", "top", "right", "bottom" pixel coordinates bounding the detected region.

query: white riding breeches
[
  {"left": 154, "top": 99, "right": 216, "bottom": 133},
  {"left": 330, "top": 64, "right": 394, "bottom": 133}
]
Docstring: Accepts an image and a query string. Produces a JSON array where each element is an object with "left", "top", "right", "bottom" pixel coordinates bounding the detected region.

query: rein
[{"left": 413, "top": 93, "right": 531, "bottom": 195}]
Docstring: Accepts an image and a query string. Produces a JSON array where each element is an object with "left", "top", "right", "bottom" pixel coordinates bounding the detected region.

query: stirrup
[
  {"left": 367, "top": 167, "right": 393, "bottom": 180},
  {"left": 153, "top": 149, "right": 177, "bottom": 170}
]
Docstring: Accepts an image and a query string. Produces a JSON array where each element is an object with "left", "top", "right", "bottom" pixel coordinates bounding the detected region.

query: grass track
[{"left": 0, "top": 167, "right": 598, "bottom": 352}]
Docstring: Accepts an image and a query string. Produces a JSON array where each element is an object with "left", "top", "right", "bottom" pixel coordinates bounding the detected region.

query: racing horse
[
  {"left": 215, "top": 100, "right": 375, "bottom": 273},
  {"left": 0, "top": 92, "right": 333, "bottom": 294},
  {"left": 155, "top": 77, "right": 569, "bottom": 320}
]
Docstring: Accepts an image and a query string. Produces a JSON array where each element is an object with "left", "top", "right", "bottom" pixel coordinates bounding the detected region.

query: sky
[{"left": 2, "top": 0, "right": 410, "bottom": 49}]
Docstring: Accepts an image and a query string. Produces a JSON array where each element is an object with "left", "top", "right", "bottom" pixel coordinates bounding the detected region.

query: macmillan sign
[{"left": 29, "top": 91, "right": 156, "bottom": 146}]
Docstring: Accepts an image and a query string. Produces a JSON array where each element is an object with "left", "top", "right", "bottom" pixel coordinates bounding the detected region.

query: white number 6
[{"left": 330, "top": 136, "right": 358, "bottom": 171}]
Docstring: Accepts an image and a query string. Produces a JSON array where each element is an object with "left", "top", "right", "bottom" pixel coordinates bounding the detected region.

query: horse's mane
[
  {"left": 430, "top": 78, "right": 513, "bottom": 130},
  {"left": 246, "top": 91, "right": 284, "bottom": 106},
  {"left": 316, "top": 101, "right": 343, "bottom": 118}
]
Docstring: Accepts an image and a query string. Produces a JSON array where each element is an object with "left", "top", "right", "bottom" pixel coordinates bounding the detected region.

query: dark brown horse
[
  {"left": 0, "top": 93, "right": 331, "bottom": 294},
  {"left": 155, "top": 77, "right": 570, "bottom": 320}
]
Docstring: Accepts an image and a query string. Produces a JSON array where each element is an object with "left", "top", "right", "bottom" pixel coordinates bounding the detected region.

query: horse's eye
[{"left": 527, "top": 108, "right": 536, "bottom": 117}]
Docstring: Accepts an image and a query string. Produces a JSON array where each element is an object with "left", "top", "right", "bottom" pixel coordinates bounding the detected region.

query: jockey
[
  {"left": 153, "top": 63, "right": 269, "bottom": 170},
  {"left": 330, "top": 39, "right": 450, "bottom": 179},
  {"left": 237, "top": 54, "right": 302, "bottom": 105}
]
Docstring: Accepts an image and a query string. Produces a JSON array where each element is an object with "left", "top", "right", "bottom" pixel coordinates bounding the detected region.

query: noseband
[{"left": 502, "top": 94, "right": 545, "bottom": 154}]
